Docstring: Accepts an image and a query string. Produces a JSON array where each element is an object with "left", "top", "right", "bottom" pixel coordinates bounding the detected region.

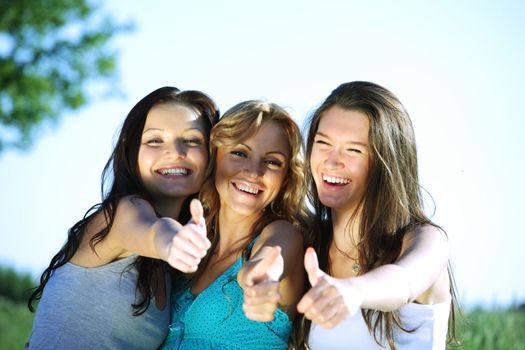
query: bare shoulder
[
  {"left": 402, "top": 224, "right": 452, "bottom": 304},
  {"left": 250, "top": 220, "right": 303, "bottom": 258},
  {"left": 260, "top": 219, "right": 302, "bottom": 243},
  {"left": 116, "top": 195, "right": 154, "bottom": 213},
  {"left": 81, "top": 197, "right": 147, "bottom": 239},
  {"left": 402, "top": 224, "right": 449, "bottom": 253}
]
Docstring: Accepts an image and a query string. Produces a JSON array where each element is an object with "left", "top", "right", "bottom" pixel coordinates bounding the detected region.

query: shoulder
[
  {"left": 260, "top": 220, "right": 302, "bottom": 242},
  {"left": 402, "top": 224, "right": 449, "bottom": 253},
  {"left": 113, "top": 196, "right": 159, "bottom": 223},
  {"left": 117, "top": 195, "right": 153, "bottom": 212},
  {"left": 251, "top": 220, "right": 303, "bottom": 260}
]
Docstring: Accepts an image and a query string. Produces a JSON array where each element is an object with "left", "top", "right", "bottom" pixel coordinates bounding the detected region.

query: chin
[
  {"left": 318, "top": 196, "right": 346, "bottom": 210},
  {"left": 230, "top": 204, "right": 262, "bottom": 217}
]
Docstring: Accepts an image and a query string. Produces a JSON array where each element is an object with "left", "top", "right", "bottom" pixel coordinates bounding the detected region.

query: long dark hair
[
  {"left": 28, "top": 87, "right": 219, "bottom": 315},
  {"left": 294, "top": 81, "right": 458, "bottom": 349}
]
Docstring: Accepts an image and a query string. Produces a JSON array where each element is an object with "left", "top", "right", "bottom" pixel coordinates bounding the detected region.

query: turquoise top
[{"left": 161, "top": 248, "right": 292, "bottom": 350}]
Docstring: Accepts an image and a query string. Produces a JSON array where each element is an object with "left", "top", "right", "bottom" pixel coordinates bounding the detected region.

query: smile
[
  {"left": 158, "top": 167, "right": 191, "bottom": 176},
  {"left": 233, "top": 182, "right": 262, "bottom": 195},
  {"left": 322, "top": 174, "right": 350, "bottom": 185}
]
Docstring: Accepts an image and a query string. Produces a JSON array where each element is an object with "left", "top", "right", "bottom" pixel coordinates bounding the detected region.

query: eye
[
  {"left": 183, "top": 138, "right": 203, "bottom": 146},
  {"left": 314, "top": 137, "right": 330, "bottom": 146},
  {"left": 145, "top": 138, "right": 163, "bottom": 146},
  {"left": 230, "top": 150, "right": 247, "bottom": 158},
  {"left": 347, "top": 148, "right": 362, "bottom": 154},
  {"left": 264, "top": 159, "right": 284, "bottom": 169}
]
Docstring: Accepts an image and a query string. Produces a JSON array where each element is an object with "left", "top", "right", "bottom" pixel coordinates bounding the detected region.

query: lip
[
  {"left": 155, "top": 166, "right": 193, "bottom": 179},
  {"left": 231, "top": 180, "right": 264, "bottom": 196},
  {"left": 320, "top": 172, "right": 350, "bottom": 190}
]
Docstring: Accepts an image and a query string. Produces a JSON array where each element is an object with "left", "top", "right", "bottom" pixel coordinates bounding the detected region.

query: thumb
[
  {"left": 247, "top": 246, "right": 282, "bottom": 286},
  {"left": 189, "top": 199, "right": 204, "bottom": 226},
  {"left": 304, "top": 247, "right": 323, "bottom": 286}
]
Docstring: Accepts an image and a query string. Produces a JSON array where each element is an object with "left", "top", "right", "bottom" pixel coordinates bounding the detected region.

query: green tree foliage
[
  {"left": 0, "top": 0, "right": 130, "bottom": 151},
  {"left": 0, "top": 265, "right": 34, "bottom": 303}
]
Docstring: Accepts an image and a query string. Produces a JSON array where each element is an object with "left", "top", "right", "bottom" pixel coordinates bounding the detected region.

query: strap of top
[{"left": 242, "top": 235, "right": 260, "bottom": 263}]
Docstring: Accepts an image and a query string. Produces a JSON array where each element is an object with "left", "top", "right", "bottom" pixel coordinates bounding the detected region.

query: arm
[
  {"left": 297, "top": 225, "right": 450, "bottom": 328},
  {"left": 237, "top": 220, "right": 304, "bottom": 321},
  {"left": 355, "top": 225, "right": 450, "bottom": 309},
  {"left": 71, "top": 196, "right": 210, "bottom": 272}
]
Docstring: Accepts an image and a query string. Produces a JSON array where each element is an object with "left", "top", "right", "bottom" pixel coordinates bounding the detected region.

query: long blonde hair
[{"left": 195, "top": 100, "right": 308, "bottom": 281}]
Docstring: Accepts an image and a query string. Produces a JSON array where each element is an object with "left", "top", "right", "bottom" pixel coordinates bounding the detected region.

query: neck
[
  {"left": 153, "top": 196, "right": 185, "bottom": 220},
  {"left": 215, "top": 208, "right": 260, "bottom": 257},
  {"left": 331, "top": 206, "right": 362, "bottom": 253}
]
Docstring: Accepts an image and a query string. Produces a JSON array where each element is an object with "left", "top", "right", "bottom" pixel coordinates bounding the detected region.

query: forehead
[
  {"left": 144, "top": 103, "right": 205, "bottom": 131},
  {"left": 241, "top": 120, "right": 291, "bottom": 158},
  {"left": 317, "top": 106, "right": 369, "bottom": 142}
]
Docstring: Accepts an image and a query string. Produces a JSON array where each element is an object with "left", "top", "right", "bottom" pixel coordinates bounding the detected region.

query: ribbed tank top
[{"left": 28, "top": 255, "right": 170, "bottom": 349}]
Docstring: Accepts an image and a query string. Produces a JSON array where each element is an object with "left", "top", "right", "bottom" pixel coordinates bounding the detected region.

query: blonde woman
[{"left": 161, "top": 101, "right": 308, "bottom": 349}]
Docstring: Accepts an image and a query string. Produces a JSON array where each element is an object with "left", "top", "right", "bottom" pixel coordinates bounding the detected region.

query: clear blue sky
[{"left": 1, "top": 0, "right": 524, "bottom": 309}]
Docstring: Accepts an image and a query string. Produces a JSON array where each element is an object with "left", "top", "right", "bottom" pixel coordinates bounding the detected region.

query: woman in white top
[{"left": 294, "top": 81, "right": 458, "bottom": 350}]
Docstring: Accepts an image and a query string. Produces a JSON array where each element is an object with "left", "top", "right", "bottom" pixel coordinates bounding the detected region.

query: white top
[{"left": 309, "top": 301, "right": 450, "bottom": 350}]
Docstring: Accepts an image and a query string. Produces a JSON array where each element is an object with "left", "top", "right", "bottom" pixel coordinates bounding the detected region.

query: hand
[
  {"left": 240, "top": 246, "right": 284, "bottom": 322},
  {"left": 165, "top": 199, "right": 210, "bottom": 273},
  {"left": 296, "top": 248, "right": 362, "bottom": 328}
]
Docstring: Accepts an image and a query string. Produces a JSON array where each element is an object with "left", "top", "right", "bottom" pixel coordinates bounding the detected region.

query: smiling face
[
  {"left": 138, "top": 103, "right": 208, "bottom": 202},
  {"left": 310, "top": 106, "right": 371, "bottom": 215},
  {"left": 214, "top": 120, "right": 290, "bottom": 219}
]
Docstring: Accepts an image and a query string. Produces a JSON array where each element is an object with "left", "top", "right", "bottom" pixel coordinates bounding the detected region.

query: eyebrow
[
  {"left": 239, "top": 142, "right": 288, "bottom": 158},
  {"left": 315, "top": 131, "right": 368, "bottom": 147},
  {"left": 142, "top": 127, "right": 204, "bottom": 134}
]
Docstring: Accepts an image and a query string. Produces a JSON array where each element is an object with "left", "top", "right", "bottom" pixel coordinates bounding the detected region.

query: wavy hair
[
  {"left": 295, "top": 81, "right": 458, "bottom": 349},
  {"left": 193, "top": 100, "right": 308, "bottom": 284},
  {"left": 28, "top": 87, "right": 219, "bottom": 315}
]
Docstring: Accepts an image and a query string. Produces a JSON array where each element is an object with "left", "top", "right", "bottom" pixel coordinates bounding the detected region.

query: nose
[
  {"left": 165, "top": 139, "right": 187, "bottom": 159},
  {"left": 324, "top": 148, "right": 343, "bottom": 169},
  {"left": 243, "top": 159, "right": 264, "bottom": 178}
]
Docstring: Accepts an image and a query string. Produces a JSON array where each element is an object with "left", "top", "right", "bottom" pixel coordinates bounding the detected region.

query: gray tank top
[{"left": 28, "top": 256, "right": 171, "bottom": 349}]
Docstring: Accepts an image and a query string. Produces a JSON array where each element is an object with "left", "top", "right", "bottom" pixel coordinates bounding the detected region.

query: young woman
[
  {"left": 27, "top": 87, "right": 219, "bottom": 349},
  {"left": 161, "top": 101, "right": 308, "bottom": 350},
  {"left": 295, "top": 81, "right": 458, "bottom": 349}
]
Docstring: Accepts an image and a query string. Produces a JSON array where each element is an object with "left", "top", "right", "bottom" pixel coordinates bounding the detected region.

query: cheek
[
  {"left": 214, "top": 159, "right": 231, "bottom": 189},
  {"left": 190, "top": 148, "right": 209, "bottom": 172},
  {"left": 138, "top": 149, "right": 154, "bottom": 172},
  {"left": 309, "top": 155, "right": 322, "bottom": 183},
  {"left": 351, "top": 160, "right": 370, "bottom": 183},
  {"left": 310, "top": 149, "right": 322, "bottom": 169},
  {"left": 269, "top": 171, "right": 287, "bottom": 194}
]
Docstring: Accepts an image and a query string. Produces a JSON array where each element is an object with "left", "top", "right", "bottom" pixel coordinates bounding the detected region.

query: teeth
[
  {"left": 162, "top": 168, "right": 188, "bottom": 176},
  {"left": 323, "top": 175, "right": 349, "bottom": 184},
  {"left": 237, "top": 183, "right": 259, "bottom": 194}
]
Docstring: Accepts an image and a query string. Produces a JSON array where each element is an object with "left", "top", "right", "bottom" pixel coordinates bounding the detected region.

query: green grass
[
  {"left": 452, "top": 308, "right": 525, "bottom": 350},
  {"left": 0, "top": 297, "right": 34, "bottom": 349}
]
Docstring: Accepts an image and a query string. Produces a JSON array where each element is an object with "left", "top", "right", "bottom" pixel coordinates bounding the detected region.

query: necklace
[{"left": 334, "top": 241, "right": 361, "bottom": 274}]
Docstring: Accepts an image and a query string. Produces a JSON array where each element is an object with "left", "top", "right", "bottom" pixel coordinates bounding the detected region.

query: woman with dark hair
[
  {"left": 294, "top": 81, "right": 458, "bottom": 349},
  {"left": 161, "top": 100, "right": 308, "bottom": 349},
  {"left": 27, "top": 86, "right": 219, "bottom": 349}
]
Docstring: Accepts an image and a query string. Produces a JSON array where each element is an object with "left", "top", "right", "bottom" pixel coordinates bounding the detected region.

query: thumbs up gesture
[
  {"left": 238, "top": 246, "right": 284, "bottom": 322},
  {"left": 297, "top": 248, "right": 362, "bottom": 329},
  {"left": 165, "top": 199, "right": 210, "bottom": 273}
]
